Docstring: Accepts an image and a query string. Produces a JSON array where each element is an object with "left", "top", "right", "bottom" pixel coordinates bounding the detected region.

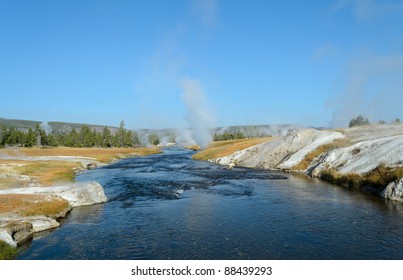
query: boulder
[
  {"left": 54, "top": 182, "right": 108, "bottom": 207},
  {"left": 0, "top": 228, "right": 17, "bottom": 247},
  {"left": 0, "top": 181, "right": 108, "bottom": 208},
  {"left": 86, "top": 163, "right": 97, "bottom": 169},
  {"left": 380, "top": 178, "right": 403, "bottom": 203},
  {"left": 0, "top": 216, "right": 59, "bottom": 247}
]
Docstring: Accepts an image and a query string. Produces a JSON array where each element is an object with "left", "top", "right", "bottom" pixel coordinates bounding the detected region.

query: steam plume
[
  {"left": 181, "top": 78, "right": 214, "bottom": 148},
  {"left": 40, "top": 122, "right": 53, "bottom": 134},
  {"left": 329, "top": 52, "right": 403, "bottom": 127}
]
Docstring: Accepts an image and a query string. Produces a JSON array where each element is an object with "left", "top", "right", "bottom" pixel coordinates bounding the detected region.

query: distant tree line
[
  {"left": 349, "top": 115, "right": 401, "bottom": 128},
  {"left": 0, "top": 121, "right": 140, "bottom": 148},
  {"left": 349, "top": 115, "right": 370, "bottom": 127},
  {"left": 213, "top": 131, "right": 247, "bottom": 141}
]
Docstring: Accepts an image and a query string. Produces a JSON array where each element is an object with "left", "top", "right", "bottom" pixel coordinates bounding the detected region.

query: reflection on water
[{"left": 18, "top": 148, "right": 403, "bottom": 259}]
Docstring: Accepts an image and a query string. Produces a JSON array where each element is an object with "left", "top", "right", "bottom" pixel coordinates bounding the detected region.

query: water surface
[{"left": 18, "top": 148, "right": 403, "bottom": 259}]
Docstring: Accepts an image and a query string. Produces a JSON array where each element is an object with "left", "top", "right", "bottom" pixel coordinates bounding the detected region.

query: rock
[
  {"left": 380, "top": 178, "right": 403, "bottom": 203},
  {"left": 7, "top": 221, "right": 33, "bottom": 244},
  {"left": 0, "top": 216, "right": 59, "bottom": 246},
  {"left": 27, "top": 216, "right": 60, "bottom": 233},
  {"left": 0, "top": 181, "right": 108, "bottom": 208},
  {"left": 223, "top": 163, "right": 235, "bottom": 170},
  {"left": 55, "top": 182, "right": 108, "bottom": 207},
  {"left": 213, "top": 129, "right": 344, "bottom": 170},
  {"left": 0, "top": 182, "right": 107, "bottom": 246},
  {"left": 0, "top": 228, "right": 17, "bottom": 247},
  {"left": 86, "top": 163, "right": 97, "bottom": 169}
]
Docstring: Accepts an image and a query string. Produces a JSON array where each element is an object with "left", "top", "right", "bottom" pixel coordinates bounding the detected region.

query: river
[{"left": 17, "top": 148, "right": 403, "bottom": 259}]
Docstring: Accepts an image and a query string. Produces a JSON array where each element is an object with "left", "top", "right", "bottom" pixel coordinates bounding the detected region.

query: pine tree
[
  {"left": 25, "top": 128, "right": 36, "bottom": 147},
  {"left": 102, "top": 127, "right": 112, "bottom": 148},
  {"left": 39, "top": 129, "right": 49, "bottom": 148},
  {"left": 124, "top": 130, "right": 133, "bottom": 147},
  {"left": 67, "top": 128, "right": 81, "bottom": 147},
  {"left": 349, "top": 115, "right": 370, "bottom": 127},
  {"left": 0, "top": 126, "right": 7, "bottom": 147},
  {"left": 79, "top": 125, "right": 93, "bottom": 147},
  {"left": 117, "top": 121, "right": 126, "bottom": 148}
]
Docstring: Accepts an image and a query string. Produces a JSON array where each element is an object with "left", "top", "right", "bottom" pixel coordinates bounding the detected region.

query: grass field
[
  {"left": 0, "top": 194, "right": 70, "bottom": 217},
  {"left": 192, "top": 138, "right": 272, "bottom": 161},
  {"left": 0, "top": 147, "right": 161, "bottom": 188},
  {"left": 1, "top": 147, "right": 160, "bottom": 163},
  {"left": 0, "top": 240, "right": 17, "bottom": 260}
]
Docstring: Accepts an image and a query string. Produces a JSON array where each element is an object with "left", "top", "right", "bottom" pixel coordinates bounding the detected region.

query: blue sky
[{"left": 1, "top": 0, "right": 403, "bottom": 129}]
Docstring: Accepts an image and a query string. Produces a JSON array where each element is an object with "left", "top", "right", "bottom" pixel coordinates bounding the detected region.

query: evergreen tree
[
  {"left": 34, "top": 124, "right": 41, "bottom": 147},
  {"left": 93, "top": 129, "right": 102, "bottom": 147},
  {"left": 131, "top": 131, "right": 141, "bottom": 147},
  {"left": 0, "top": 126, "right": 7, "bottom": 147},
  {"left": 148, "top": 134, "right": 160, "bottom": 145},
  {"left": 102, "top": 127, "right": 112, "bottom": 147},
  {"left": 39, "top": 129, "right": 49, "bottom": 148},
  {"left": 47, "top": 134, "right": 58, "bottom": 147},
  {"left": 16, "top": 130, "right": 26, "bottom": 147},
  {"left": 7, "top": 128, "right": 18, "bottom": 146},
  {"left": 25, "top": 128, "right": 36, "bottom": 147},
  {"left": 124, "top": 130, "right": 133, "bottom": 147},
  {"left": 67, "top": 128, "right": 81, "bottom": 147},
  {"left": 79, "top": 125, "right": 93, "bottom": 147},
  {"left": 349, "top": 115, "right": 370, "bottom": 127},
  {"left": 117, "top": 121, "right": 126, "bottom": 147}
]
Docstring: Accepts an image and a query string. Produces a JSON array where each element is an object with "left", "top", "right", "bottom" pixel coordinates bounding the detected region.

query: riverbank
[
  {"left": 194, "top": 123, "right": 403, "bottom": 203},
  {"left": 0, "top": 147, "right": 160, "bottom": 259}
]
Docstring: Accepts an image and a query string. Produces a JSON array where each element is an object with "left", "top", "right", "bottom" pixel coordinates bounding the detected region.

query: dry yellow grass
[
  {"left": 0, "top": 177, "right": 29, "bottom": 189},
  {"left": 292, "top": 138, "right": 352, "bottom": 171},
  {"left": 16, "top": 160, "right": 80, "bottom": 186},
  {"left": 1, "top": 147, "right": 161, "bottom": 163},
  {"left": 192, "top": 138, "right": 272, "bottom": 161},
  {"left": 0, "top": 147, "right": 161, "bottom": 188},
  {"left": 0, "top": 159, "right": 80, "bottom": 186},
  {"left": 0, "top": 194, "right": 70, "bottom": 217}
]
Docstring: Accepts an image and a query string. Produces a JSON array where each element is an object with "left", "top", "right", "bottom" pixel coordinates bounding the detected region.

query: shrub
[
  {"left": 364, "top": 164, "right": 403, "bottom": 190},
  {"left": 319, "top": 164, "right": 403, "bottom": 190},
  {"left": 320, "top": 168, "right": 340, "bottom": 183}
]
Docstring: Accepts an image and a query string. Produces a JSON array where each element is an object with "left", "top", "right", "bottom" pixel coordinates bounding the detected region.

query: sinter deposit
[
  {"left": 211, "top": 123, "right": 403, "bottom": 202},
  {"left": 0, "top": 182, "right": 107, "bottom": 247}
]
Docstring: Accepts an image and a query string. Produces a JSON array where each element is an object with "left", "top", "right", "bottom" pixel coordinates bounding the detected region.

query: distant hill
[
  {"left": 0, "top": 118, "right": 40, "bottom": 130},
  {"left": 0, "top": 117, "right": 119, "bottom": 134},
  {"left": 212, "top": 124, "right": 304, "bottom": 137},
  {"left": 1, "top": 117, "right": 305, "bottom": 141}
]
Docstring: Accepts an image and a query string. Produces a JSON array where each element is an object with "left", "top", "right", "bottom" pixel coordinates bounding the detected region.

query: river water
[{"left": 18, "top": 148, "right": 403, "bottom": 259}]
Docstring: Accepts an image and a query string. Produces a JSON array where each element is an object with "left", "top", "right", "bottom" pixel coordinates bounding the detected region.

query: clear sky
[{"left": 1, "top": 0, "right": 402, "bottom": 129}]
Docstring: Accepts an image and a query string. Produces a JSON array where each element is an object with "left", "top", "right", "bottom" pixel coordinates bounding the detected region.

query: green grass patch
[{"left": 0, "top": 240, "right": 17, "bottom": 260}]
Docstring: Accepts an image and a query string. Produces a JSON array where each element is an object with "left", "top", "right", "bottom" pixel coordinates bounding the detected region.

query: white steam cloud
[
  {"left": 193, "top": 0, "right": 218, "bottom": 27},
  {"left": 40, "top": 122, "right": 53, "bottom": 134},
  {"left": 329, "top": 52, "right": 403, "bottom": 127},
  {"left": 334, "top": 0, "right": 403, "bottom": 20},
  {"left": 181, "top": 78, "right": 214, "bottom": 148}
]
